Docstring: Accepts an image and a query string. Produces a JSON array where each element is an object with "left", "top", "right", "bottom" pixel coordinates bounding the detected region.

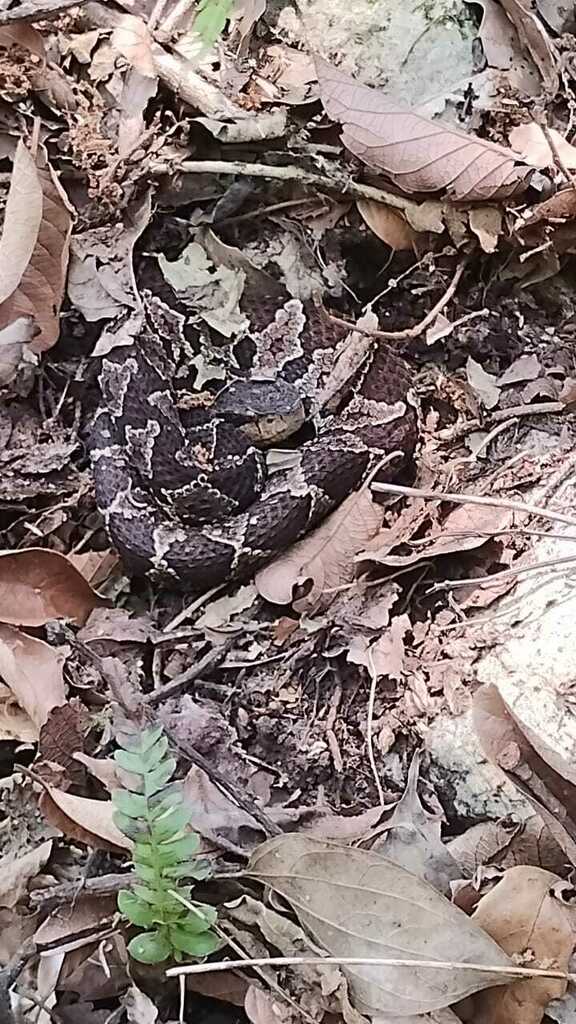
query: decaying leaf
[
  {"left": 473, "top": 683, "right": 576, "bottom": 866},
  {"left": 247, "top": 833, "right": 515, "bottom": 1017},
  {"left": 509, "top": 122, "right": 576, "bottom": 169},
  {"left": 0, "top": 623, "right": 66, "bottom": 733},
  {"left": 357, "top": 199, "right": 421, "bottom": 251},
  {"left": 369, "top": 751, "right": 461, "bottom": 895},
  {"left": 500, "top": 0, "right": 559, "bottom": 93},
  {"left": 256, "top": 487, "right": 384, "bottom": 612},
  {"left": 0, "top": 839, "right": 53, "bottom": 909},
  {"left": 470, "top": 867, "right": 576, "bottom": 1023},
  {"left": 316, "top": 58, "right": 536, "bottom": 201},
  {"left": 466, "top": 356, "right": 501, "bottom": 409},
  {"left": 0, "top": 549, "right": 105, "bottom": 627},
  {"left": 0, "top": 140, "right": 74, "bottom": 352},
  {"left": 111, "top": 14, "right": 155, "bottom": 77},
  {"left": 39, "top": 785, "right": 131, "bottom": 853}
]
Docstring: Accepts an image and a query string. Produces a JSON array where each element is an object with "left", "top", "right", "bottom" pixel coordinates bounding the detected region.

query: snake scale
[{"left": 89, "top": 290, "right": 417, "bottom": 591}]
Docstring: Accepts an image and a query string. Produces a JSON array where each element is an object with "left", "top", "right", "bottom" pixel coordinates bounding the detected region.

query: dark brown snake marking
[{"left": 89, "top": 297, "right": 417, "bottom": 590}]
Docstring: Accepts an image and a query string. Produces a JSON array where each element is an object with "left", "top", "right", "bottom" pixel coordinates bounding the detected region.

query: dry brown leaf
[
  {"left": 476, "top": 0, "right": 523, "bottom": 69},
  {"left": 470, "top": 866, "right": 576, "bottom": 1023},
  {"left": 316, "top": 58, "right": 535, "bottom": 201},
  {"left": 0, "top": 623, "right": 66, "bottom": 733},
  {"left": 0, "top": 22, "right": 46, "bottom": 59},
  {"left": 447, "top": 815, "right": 567, "bottom": 877},
  {"left": 469, "top": 206, "right": 503, "bottom": 253},
  {"left": 473, "top": 683, "right": 576, "bottom": 866},
  {"left": 0, "top": 682, "right": 37, "bottom": 742},
  {"left": 255, "top": 487, "right": 384, "bottom": 612},
  {"left": 348, "top": 613, "right": 410, "bottom": 680},
  {"left": 247, "top": 833, "right": 515, "bottom": 1017},
  {"left": 0, "top": 140, "right": 43, "bottom": 305},
  {"left": 0, "top": 315, "right": 37, "bottom": 385},
  {"left": 500, "top": 0, "right": 559, "bottom": 93},
  {"left": 0, "top": 141, "right": 74, "bottom": 352},
  {"left": 118, "top": 68, "right": 158, "bottom": 158},
  {"left": 370, "top": 751, "right": 461, "bottom": 895},
  {"left": 0, "top": 549, "right": 105, "bottom": 627},
  {"left": 357, "top": 199, "right": 421, "bottom": 251},
  {"left": 509, "top": 122, "right": 576, "bottom": 169},
  {"left": 111, "top": 14, "right": 155, "bottom": 76},
  {"left": 39, "top": 785, "right": 131, "bottom": 853},
  {"left": 0, "top": 839, "right": 53, "bottom": 909}
]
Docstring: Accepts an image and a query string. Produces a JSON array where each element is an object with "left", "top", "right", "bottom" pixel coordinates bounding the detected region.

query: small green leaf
[
  {"left": 118, "top": 890, "right": 157, "bottom": 928},
  {"left": 157, "top": 833, "right": 200, "bottom": 863},
  {"left": 128, "top": 929, "right": 172, "bottom": 964},
  {"left": 113, "top": 790, "right": 148, "bottom": 818},
  {"left": 183, "top": 903, "right": 218, "bottom": 933},
  {"left": 132, "top": 884, "right": 160, "bottom": 904},
  {"left": 193, "top": 0, "right": 234, "bottom": 50},
  {"left": 113, "top": 811, "right": 149, "bottom": 841},
  {"left": 154, "top": 805, "right": 193, "bottom": 841},
  {"left": 168, "top": 926, "right": 221, "bottom": 957},
  {"left": 145, "top": 758, "right": 177, "bottom": 796},
  {"left": 133, "top": 861, "right": 156, "bottom": 883}
]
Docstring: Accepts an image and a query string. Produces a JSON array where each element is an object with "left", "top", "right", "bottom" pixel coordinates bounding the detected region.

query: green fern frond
[{"left": 113, "top": 726, "right": 220, "bottom": 965}]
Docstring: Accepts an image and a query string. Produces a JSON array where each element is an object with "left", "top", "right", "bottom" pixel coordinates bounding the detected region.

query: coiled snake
[{"left": 89, "top": 292, "right": 417, "bottom": 590}]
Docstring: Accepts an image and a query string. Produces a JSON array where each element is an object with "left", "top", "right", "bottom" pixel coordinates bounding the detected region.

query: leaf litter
[{"left": 2, "top": 0, "right": 576, "bottom": 1022}]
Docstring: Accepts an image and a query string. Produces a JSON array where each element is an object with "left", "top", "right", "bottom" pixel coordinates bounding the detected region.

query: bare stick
[
  {"left": 0, "top": 0, "right": 85, "bottom": 22},
  {"left": 150, "top": 158, "right": 425, "bottom": 217},
  {"left": 370, "top": 482, "right": 576, "bottom": 528},
  {"left": 166, "top": 954, "right": 575, "bottom": 984}
]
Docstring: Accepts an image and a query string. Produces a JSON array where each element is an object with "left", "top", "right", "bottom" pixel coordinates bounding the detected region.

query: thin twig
[
  {"left": 144, "top": 638, "right": 236, "bottom": 706},
  {"left": 365, "top": 647, "right": 384, "bottom": 807},
  {"left": 539, "top": 119, "right": 576, "bottom": 192},
  {"left": 323, "top": 257, "right": 470, "bottom": 341},
  {"left": 370, "top": 482, "right": 576, "bottom": 528},
  {"left": 150, "top": 158, "right": 425, "bottom": 217},
  {"left": 166, "top": 954, "right": 575, "bottom": 984},
  {"left": 428, "top": 551, "right": 576, "bottom": 594}
]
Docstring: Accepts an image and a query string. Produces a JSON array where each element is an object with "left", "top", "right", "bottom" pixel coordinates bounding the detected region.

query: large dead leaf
[
  {"left": 316, "top": 58, "right": 535, "bottom": 201},
  {"left": 470, "top": 866, "right": 576, "bottom": 1023},
  {"left": 247, "top": 834, "right": 515, "bottom": 1017},
  {"left": 500, "top": 0, "right": 559, "bottom": 93},
  {"left": 0, "top": 839, "right": 53, "bottom": 908},
  {"left": 0, "top": 549, "right": 105, "bottom": 627},
  {"left": 39, "top": 785, "right": 131, "bottom": 853},
  {"left": 255, "top": 487, "right": 384, "bottom": 613},
  {"left": 0, "top": 141, "right": 43, "bottom": 305},
  {"left": 0, "top": 623, "right": 66, "bottom": 733},
  {"left": 509, "top": 122, "right": 576, "bottom": 169},
  {"left": 0, "top": 141, "right": 74, "bottom": 352},
  {"left": 473, "top": 684, "right": 576, "bottom": 866}
]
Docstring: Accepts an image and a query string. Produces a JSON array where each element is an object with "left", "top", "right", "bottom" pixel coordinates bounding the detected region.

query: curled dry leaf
[
  {"left": 247, "top": 833, "right": 515, "bottom": 1017},
  {"left": 39, "top": 785, "right": 131, "bottom": 853},
  {"left": 470, "top": 866, "right": 576, "bottom": 1023},
  {"left": 500, "top": 0, "right": 559, "bottom": 93},
  {"left": 473, "top": 683, "right": 576, "bottom": 865},
  {"left": 316, "top": 58, "right": 535, "bottom": 201},
  {"left": 0, "top": 623, "right": 66, "bottom": 733},
  {"left": 509, "top": 122, "right": 576, "bottom": 169},
  {"left": 356, "top": 199, "right": 422, "bottom": 252},
  {"left": 0, "top": 316, "right": 37, "bottom": 386},
  {"left": 0, "top": 839, "right": 53, "bottom": 909},
  {"left": 0, "top": 141, "right": 74, "bottom": 352},
  {"left": 255, "top": 487, "right": 384, "bottom": 613},
  {"left": 111, "top": 14, "right": 155, "bottom": 77},
  {"left": 0, "top": 549, "right": 105, "bottom": 627}
]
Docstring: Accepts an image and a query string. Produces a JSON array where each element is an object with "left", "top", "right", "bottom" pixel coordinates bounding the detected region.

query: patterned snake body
[{"left": 90, "top": 297, "right": 416, "bottom": 589}]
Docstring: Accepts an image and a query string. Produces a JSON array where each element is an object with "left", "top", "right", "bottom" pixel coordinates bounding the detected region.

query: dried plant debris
[{"left": 1, "top": 0, "right": 576, "bottom": 1021}]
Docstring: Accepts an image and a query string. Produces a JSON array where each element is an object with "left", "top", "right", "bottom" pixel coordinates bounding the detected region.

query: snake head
[{"left": 213, "top": 378, "right": 305, "bottom": 445}]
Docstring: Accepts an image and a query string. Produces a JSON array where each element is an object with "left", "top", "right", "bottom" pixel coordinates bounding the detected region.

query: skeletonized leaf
[
  {"left": 0, "top": 623, "right": 66, "bottom": 733},
  {"left": 316, "top": 58, "right": 535, "bottom": 201},
  {"left": 247, "top": 834, "right": 515, "bottom": 1017},
  {"left": 0, "top": 549, "right": 105, "bottom": 627},
  {"left": 255, "top": 487, "right": 384, "bottom": 612}
]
